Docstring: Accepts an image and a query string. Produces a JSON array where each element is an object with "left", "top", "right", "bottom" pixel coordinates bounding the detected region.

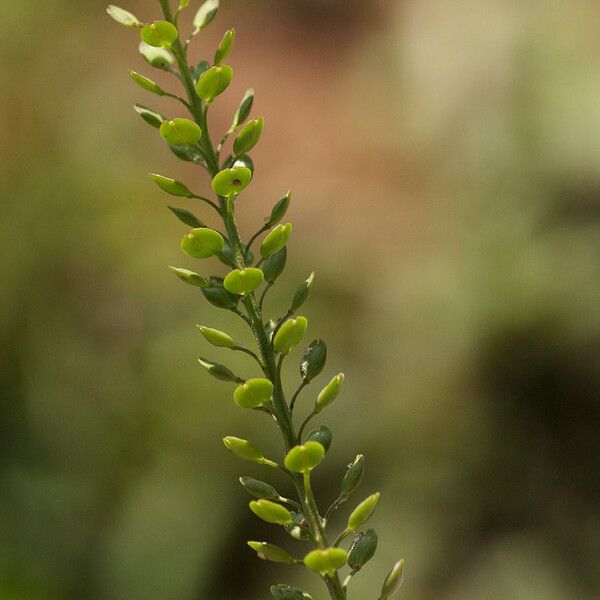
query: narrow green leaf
[
  {"left": 150, "top": 173, "right": 193, "bottom": 197},
  {"left": 168, "top": 206, "right": 205, "bottom": 228},
  {"left": 198, "top": 357, "right": 243, "bottom": 382},
  {"left": 134, "top": 104, "right": 164, "bottom": 128},
  {"left": 128, "top": 70, "right": 164, "bottom": 95}
]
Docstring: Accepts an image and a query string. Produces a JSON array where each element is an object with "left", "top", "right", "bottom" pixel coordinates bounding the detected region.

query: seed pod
[
  {"left": 168, "top": 266, "right": 208, "bottom": 288},
  {"left": 169, "top": 144, "right": 202, "bottom": 163},
  {"left": 179, "top": 0, "right": 190, "bottom": 9},
  {"left": 214, "top": 28, "right": 235, "bottom": 65},
  {"left": 273, "top": 316, "right": 308, "bottom": 354},
  {"left": 249, "top": 499, "right": 292, "bottom": 525},
  {"left": 266, "top": 191, "right": 291, "bottom": 227},
  {"left": 300, "top": 339, "right": 327, "bottom": 384},
  {"left": 233, "top": 117, "right": 264, "bottom": 156},
  {"left": 262, "top": 247, "right": 287, "bottom": 284},
  {"left": 380, "top": 560, "right": 405, "bottom": 599},
  {"left": 107, "top": 5, "right": 141, "bottom": 28},
  {"left": 160, "top": 118, "right": 202, "bottom": 147},
  {"left": 134, "top": 104, "right": 164, "bottom": 128},
  {"left": 223, "top": 436, "right": 264, "bottom": 462},
  {"left": 234, "top": 378, "right": 273, "bottom": 409},
  {"left": 341, "top": 454, "right": 365, "bottom": 497},
  {"left": 197, "top": 64, "right": 233, "bottom": 103},
  {"left": 128, "top": 70, "right": 164, "bottom": 95},
  {"left": 193, "top": 0, "right": 219, "bottom": 33},
  {"left": 139, "top": 42, "right": 174, "bottom": 69},
  {"left": 270, "top": 584, "right": 313, "bottom": 600},
  {"left": 168, "top": 206, "right": 205, "bottom": 228},
  {"left": 303, "top": 548, "right": 348, "bottom": 576},
  {"left": 348, "top": 492, "right": 381, "bottom": 531},
  {"left": 196, "top": 325, "right": 236, "bottom": 349},
  {"left": 223, "top": 268, "right": 264, "bottom": 295},
  {"left": 284, "top": 441, "right": 325, "bottom": 473},
  {"left": 150, "top": 173, "right": 193, "bottom": 197},
  {"left": 315, "top": 373, "right": 344, "bottom": 413},
  {"left": 181, "top": 228, "right": 224, "bottom": 259},
  {"left": 239, "top": 476, "right": 280, "bottom": 500},
  {"left": 198, "top": 357, "right": 243, "bottom": 383},
  {"left": 211, "top": 166, "right": 252, "bottom": 197},
  {"left": 247, "top": 541, "right": 294, "bottom": 563},
  {"left": 141, "top": 21, "right": 178, "bottom": 48},
  {"left": 348, "top": 529, "right": 378, "bottom": 571},
  {"left": 260, "top": 223, "right": 292, "bottom": 259},
  {"left": 230, "top": 88, "right": 254, "bottom": 132},
  {"left": 291, "top": 272, "right": 314, "bottom": 312},
  {"left": 201, "top": 279, "right": 239, "bottom": 310},
  {"left": 304, "top": 425, "right": 332, "bottom": 452}
]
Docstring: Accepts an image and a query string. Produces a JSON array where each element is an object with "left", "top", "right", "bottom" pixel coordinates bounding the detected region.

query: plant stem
[{"left": 156, "top": 8, "right": 346, "bottom": 595}]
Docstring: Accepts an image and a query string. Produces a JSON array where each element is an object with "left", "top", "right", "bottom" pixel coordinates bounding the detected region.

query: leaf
[
  {"left": 300, "top": 339, "right": 327, "bottom": 383},
  {"left": 168, "top": 206, "right": 205, "bottom": 228},
  {"left": 193, "top": 0, "right": 220, "bottom": 33}
]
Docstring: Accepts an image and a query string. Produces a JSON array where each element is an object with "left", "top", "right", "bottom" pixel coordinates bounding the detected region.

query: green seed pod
[
  {"left": 284, "top": 512, "right": 310, "bottom": 541},
  {"left": 179, "top": 0, "right": 190, "bottom": 9},
  {"left": 270, "top": 584, "right": 313, "bottom": 600},
  {"left": 160, "top": 118, "right": 202, "bottom": 147},
  {"left": 233, "top": 378, "right": 273, "bottom": 409},
  {"left": 348, "top": 492, "right": 381, "bottom": 531},
  {"left": 315, "top": 373, "right": 344, "bottom": 413},
  {"left": 198, "top": 357, "right": 243, "bottom": 383},
  {"left": 134, "top": 104, "right": 164, "bottom": 128},
  {"left": 211, "top": 166, "right": 252, "bottom": 197},
  {"left": 181, "top": 228, "right": 224, "bottom": 259},
  {"left": 262, "top": 247, "right": 287, "bottom": 284},
  {"left": 214, "top": 28, "right": 235, "bottom": 65},
  {"left": 380, "top": 559, "right": 405, "bottom": 599},
  {"left": 247, "top": 541, "right": 294, "bottom": 564},
  {"left": 196, "top": 325, "right": 236, "bottom": 349},
  {"left": 348, "top": 529, "right": 378, "bottom": 571},
  {"left": 141, "top": 21, "right": 178, "bottom": 48},
  {"left": 169, "top": 144, "right": 202, "bottom": 163},
  {"left": 128, "top": 70, "right": 164, "bottom": 95},
  {"left": 303, "top": 548, "right": 348, "bottom": 576},
  {"left": 239, "top": 476, "right": 280, "bottom": 501},
  {"left": 249, "top": 499, "right": 292, "bottom": 525},
  {"left": 223, "top": 436, "right": 264, "bottom": 463},
  {"left": 341, "top": 454, "right": 365, "bottom": 497},
  {"left": 150, "top": 173, "right": 193, "bottom": 197},
  {"left": 304, "top": 425, "right": 332, "bottom": 452},
  {"left": 260, "top": 223, "right": 292, "bottom": 259},
  {"left": 193, "top": 0, "right": 219, "bottom": 33},
  {"left": 300, "top": 339, "right": 327, "bottom": 383},
  {"left": 139, "top": 42, "right": 174, "bottom": 69},
  {"left": 106, "top": 5, "right": 141, "bottom": 28},
  {"left": 168, "top": 206, "right": 205, "bottom": 228},
  {"left": 230, "top": 88, "right": 254, "bottom": 132},
  {"left": 266, "top": 190, "right": 292, "bottom": 227},
  {"left": 168, "top": 266, "right": 208, "bottom": 288},
  {"left": 233, "top": 117, "right": 264, "bottom": 156},
  {"left": 273, "top": 316, "right": 308, "bottom": 354},
  {"left": 291, "top": 272, "right": 314, "bottom": 312},
  {"left": 223, "top": 268, "right": 264, "bottom": 295},
  {"left": 201, "top": 279, "right": 239, "bottom": 310},
  {"left": 197, "top": 64, "right": 233, "bottom": 103},
  {"left": 284, "top": 441, "right": 325, "bottom": 473}
]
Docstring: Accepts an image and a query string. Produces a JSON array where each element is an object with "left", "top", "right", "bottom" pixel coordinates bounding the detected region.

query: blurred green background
[{"left": 1, "top": 0, "right": 599, "bottom": 599}]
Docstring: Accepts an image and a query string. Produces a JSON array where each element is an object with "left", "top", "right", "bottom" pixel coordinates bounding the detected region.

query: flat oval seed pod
[{"left": 181, "top": 228, "right": 224, "bottom": 259}]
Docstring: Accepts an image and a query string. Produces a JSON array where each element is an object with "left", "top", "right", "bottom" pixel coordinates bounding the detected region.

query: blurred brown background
[{"left": 1, "top": 0, "right": 599, "bottom": 599}]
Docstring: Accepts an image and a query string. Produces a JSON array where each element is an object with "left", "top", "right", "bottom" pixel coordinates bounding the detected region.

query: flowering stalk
[{"left": 107, "top": 2, "right": 404, "bottom": 598}]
